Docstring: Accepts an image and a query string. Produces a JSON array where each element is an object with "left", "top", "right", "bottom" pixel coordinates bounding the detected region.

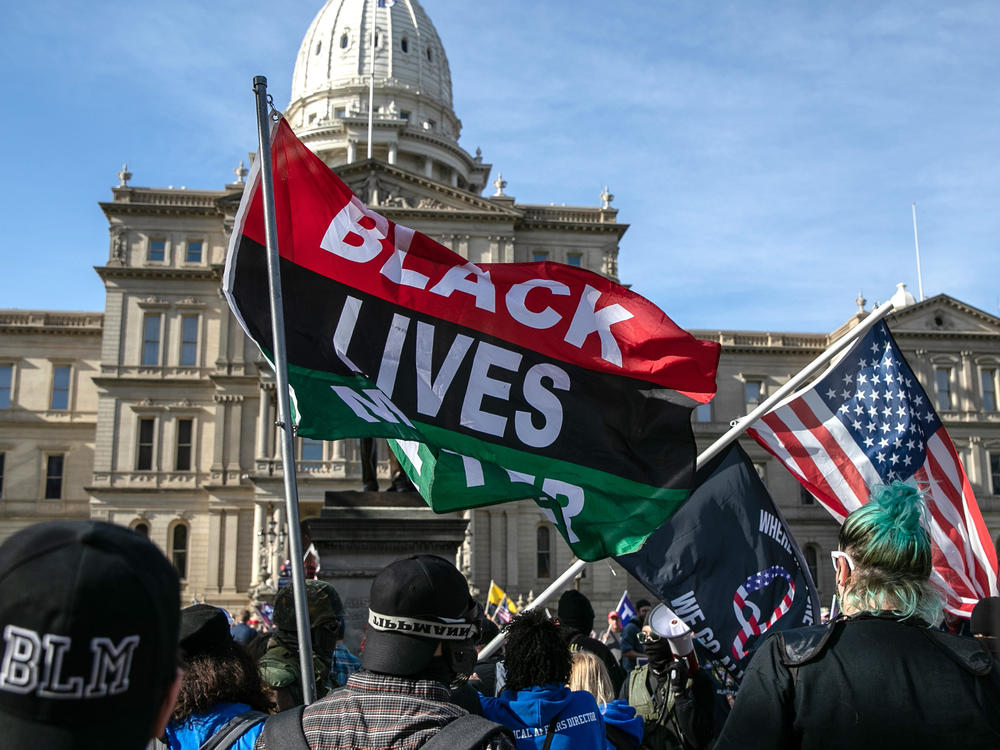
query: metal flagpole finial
[{"left": 252, "top": 76, "right": 284, "bottom": 121}]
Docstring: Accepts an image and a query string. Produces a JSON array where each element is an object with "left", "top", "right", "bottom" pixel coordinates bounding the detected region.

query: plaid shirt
[
  {"left": 330, "top": 643, "right": 361, "bottom": 688},
  {"left": 255, "top": 670, "right": 514, "bottom": 750}
]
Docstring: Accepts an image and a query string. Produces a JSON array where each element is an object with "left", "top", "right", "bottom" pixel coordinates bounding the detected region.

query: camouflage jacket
[{"left": 258, "top": 638, "right": 334, "bottom": 708}]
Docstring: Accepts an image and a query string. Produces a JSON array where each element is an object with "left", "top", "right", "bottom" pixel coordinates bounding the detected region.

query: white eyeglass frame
[{"left": 830, "top": 550, "right": 856, "bottom": 574}]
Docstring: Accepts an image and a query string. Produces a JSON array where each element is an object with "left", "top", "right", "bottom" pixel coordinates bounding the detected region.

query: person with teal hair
[
  {"left": 716, "top": 482, "right": 1000, "bottom": 749},
  {"left": 834, "top": 481, "right": 942, "bottom": 623}
]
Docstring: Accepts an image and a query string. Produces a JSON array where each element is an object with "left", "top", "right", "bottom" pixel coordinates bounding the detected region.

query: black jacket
[{"left": 716, "top": 612, "right": 1000, "bottom": 749}]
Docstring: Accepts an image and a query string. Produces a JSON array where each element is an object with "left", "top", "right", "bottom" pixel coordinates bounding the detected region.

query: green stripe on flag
[{"left": 285, "top": 359, "right": 689, "bottom": 560}]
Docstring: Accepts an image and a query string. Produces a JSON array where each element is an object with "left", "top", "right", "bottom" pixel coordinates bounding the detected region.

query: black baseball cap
[
  {"left": 0, "top": 520, "right": 181, "bottom": 750},
  {"left": 179, "top": 604, "right": 233, "bottom": 660},
  {"left": 970, "top": 596, "right": 1000, "bottom": 636},
  {"left": 362, "top": 555, "right": 477, "bottom": 676}
]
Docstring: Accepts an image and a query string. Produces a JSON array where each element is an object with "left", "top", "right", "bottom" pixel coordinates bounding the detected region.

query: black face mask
[
  {"left": 312, "top": 624, "right": 340, "bottom": 663},
  {"left": 645, "top": 638, "right": 675, "bottom": 674}
]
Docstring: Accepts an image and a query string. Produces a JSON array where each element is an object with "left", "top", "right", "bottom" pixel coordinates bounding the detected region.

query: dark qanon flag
[
  {"left": 617, "top": 444, "right": 820, "bottom": 681},
  {"left": 223, "top": 120, "right": 720, "bottom": 561}
]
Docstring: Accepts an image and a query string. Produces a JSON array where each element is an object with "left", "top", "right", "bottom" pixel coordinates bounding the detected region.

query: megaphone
[{"left": 647, "top": 603, "right": 699, "bottom": 674}]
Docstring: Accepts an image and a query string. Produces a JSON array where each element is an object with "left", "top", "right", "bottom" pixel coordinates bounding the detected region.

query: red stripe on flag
[
  {"left": 935, "top": 434, "right": 999, "bottom": 581},
  {"left": 753, "top": 411, "right": 851, "bottom": 520},
  {"left": 786, "top": 398, "right": 871, "bottom": 512},
  {"left": 923, "top": 439, "right": 997, "bottom": 600}
]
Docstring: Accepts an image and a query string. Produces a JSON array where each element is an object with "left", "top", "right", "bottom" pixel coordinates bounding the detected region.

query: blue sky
[{"left": 2, "top": 1, "right": 998, "bottom": 333}]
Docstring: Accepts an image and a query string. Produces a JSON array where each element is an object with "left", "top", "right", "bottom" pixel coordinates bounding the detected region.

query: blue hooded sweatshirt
[
  {"left": 600, "top": 699, "right": 644, "bottom": 749},
  {"left": 164, "top": 701, "right": 265, "bottom": 750},
  {"left": 480, "top": 684, "right": 606, "bottom": 750}
]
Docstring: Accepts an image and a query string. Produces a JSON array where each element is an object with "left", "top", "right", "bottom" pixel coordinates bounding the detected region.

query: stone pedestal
[{"left": 305, "top": 490, "right": 469, "bottom": 654}]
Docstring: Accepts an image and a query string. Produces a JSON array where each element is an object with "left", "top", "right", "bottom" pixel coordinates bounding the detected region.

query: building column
[
  {"left": 388, "top": 142, "right": 397, "bottom": 165},
  {"left": 506, "top": 510, "right": 519, "bottom": 589},
  {"left": 347, "top": 139, "right": 357, "bottom": 164},
  {"left": 207, "top": 511, "right": 222, "bottom": 594},
  {"left": 461, "top": 508, "right": 475, "bottom": 582},
  {"left": 226, "top": 397, "right": 244, "bottom": 482},
  {"left": 489, "top": 508, "right": 504, "bottom": 585},
  {"left": 211, "top": 396, "right": 227, "bottom": 475},
  {"left": 251, "top": 500, "right": 265, "bottom": 586},
  {"left": 424, "top": 156, "right": 433, "bottom": 179},
  {"left": 271, "top": 504, "right": 286, "bottom": 580},
  {"left": 223, "top": 510, "right": 239, "bottom": 593},
  {"left": 256, "top": 386, "right": 270, "bottom": 459},
  {"left": 961, "top": 350, "right": 975, "bottom": 412}
]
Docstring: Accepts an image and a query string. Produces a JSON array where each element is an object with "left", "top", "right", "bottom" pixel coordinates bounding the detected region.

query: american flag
[{"left": 748, "top": 321, "right": 998, "bottom": 617}]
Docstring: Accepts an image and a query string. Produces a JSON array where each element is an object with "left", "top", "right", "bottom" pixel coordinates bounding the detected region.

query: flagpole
[
  {"left": 366, "top": 0, "right": 376, "bottom": 159},
  {"left": 252, "top": 76, "right": 317, "bottom": 705},
  {"left": 912, "top": 203, "right": 925, "bottom": 302},
  {"left": 479, "top": 557, "right": 587, "bottom": 659},
  {"left": 696, "top": 300, "right": 896, "bottom": 467},
  {"left": 478, "top": 299, "right": 898, "bottom": 661}
]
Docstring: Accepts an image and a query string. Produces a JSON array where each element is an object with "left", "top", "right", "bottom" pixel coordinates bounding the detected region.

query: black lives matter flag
[
  {"left": 223, "top": 120, "right": 720, "bottom": 560},
  {"left": 616, "top": 444, "right": 819, "bottom": 682}
]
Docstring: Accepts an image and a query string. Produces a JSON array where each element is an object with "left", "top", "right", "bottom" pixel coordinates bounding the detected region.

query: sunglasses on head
[{"left": 830, "top": 550, "right": 856, "bottom": 573}]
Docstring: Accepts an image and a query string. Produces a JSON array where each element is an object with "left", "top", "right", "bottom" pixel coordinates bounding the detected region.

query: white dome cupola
[{"left": 285, "top": 0, "right": 490, "bottom": 194}]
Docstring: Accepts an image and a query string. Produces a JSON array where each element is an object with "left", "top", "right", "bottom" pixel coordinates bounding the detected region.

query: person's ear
[
  {"left": 151, "top": 667, "right": 183, "bottom": 739},
  {"left": 836, "top": 557, "right": 851, "bottom": 588}
]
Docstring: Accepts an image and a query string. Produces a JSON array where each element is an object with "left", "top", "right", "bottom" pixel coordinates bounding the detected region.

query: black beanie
[
  {"left": 558, "top": 589, "right": 595, "bottom": 633},
  {"left": 970, "top": 596, "right": 1000, "bottom": 636}
]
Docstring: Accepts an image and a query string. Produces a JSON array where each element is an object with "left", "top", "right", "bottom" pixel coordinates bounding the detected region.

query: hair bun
[{"left": 868, "top": 482, "right": 925, "bottom": 536}]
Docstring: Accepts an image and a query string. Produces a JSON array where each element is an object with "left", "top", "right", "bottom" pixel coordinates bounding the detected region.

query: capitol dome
[{"left": 285, "top": 0, "right": 491, "bottom": 194}]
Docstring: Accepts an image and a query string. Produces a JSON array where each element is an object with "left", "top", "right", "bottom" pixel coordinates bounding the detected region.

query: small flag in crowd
[
  {"left": 617, "top": 444, "right": 819, "bottom": 681},
  {"left": 748, "top": 321, "right": 999, "bottom": 616},
  {"left": 615, "top": 591, "right": 636, "bottom": 627},
  {"left": 223, "top": 119, "right": 720, "bottom": 561},
  {"left": 486, "top": 581, "right": 518, "bottom": 624},
  {"left": 255, "top": 602, "right": 274, "bottom": 628}
]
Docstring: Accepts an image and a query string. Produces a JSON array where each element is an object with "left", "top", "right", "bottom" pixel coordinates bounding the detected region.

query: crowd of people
[{"left": 0, "top": 481, "right": 998, "bottom": 749}]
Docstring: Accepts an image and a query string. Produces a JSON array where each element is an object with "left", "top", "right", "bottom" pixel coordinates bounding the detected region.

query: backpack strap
[
  {"left": 200, "top": 710, "right": 270, "bottom": 750},
  {"left": 604, "top": 723, "right": 635, "bottom": 750},
  {"left": 420, "top": 713, "right": 515, "bottom": 750},
  {"left": 541, "top": 717, "right": 560, "bottom": 750},
  {"left": 260, "top": 705, "right": 308, "bottom": 750}
]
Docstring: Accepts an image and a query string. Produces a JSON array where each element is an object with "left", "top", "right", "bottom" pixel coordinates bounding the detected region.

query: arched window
[
  {"left": 171, "top": 524, "right": 188, "bottom": 579},
  {"left": 132, "top": 522, "right": 149, "bottom": 538},
  {"left": 804, "top": 544, "right": 819, "bottom": 588},
  {"left": 315, "top": 40, "right": 322, "bottom": 55},
  {"left": 340, "top": 33, "right": 349, "bottom": 49},
  {"left": 400, "top": 36, "right": 409, "bottom": 53},
  {"left": 536, "top": 525, "right": 551, "bottom": 578},
  {"left": 426, "top": 46, "right": 433, "bottom": 62}
]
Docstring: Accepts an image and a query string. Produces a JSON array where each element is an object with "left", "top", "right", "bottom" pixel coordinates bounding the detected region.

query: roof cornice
[{"left": 94, "top": 265, "right": 223, "bottom": 283}]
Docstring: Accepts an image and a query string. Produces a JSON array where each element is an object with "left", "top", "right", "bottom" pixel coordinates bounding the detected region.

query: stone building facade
[{"left": 1, "top": 0, "right": 998, "bottom": 620}]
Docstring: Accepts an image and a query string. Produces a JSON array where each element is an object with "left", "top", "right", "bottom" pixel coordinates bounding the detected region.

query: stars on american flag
[{"left": 818, "top": 327, "right": 941, "bottom": 482}]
